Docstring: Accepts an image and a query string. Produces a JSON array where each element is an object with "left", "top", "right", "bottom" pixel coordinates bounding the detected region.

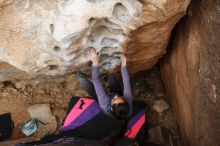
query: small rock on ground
[{"left": 153, "top": 99, "right": 169, "bottom": 113}]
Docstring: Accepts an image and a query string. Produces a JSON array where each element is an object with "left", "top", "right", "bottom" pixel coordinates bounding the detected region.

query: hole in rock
[
  {"left": 101, "top": 55, "right": 120, "bottom": 69},
  {"left": 87, "top": 0, "right": 97, "bottom": 3},
  {"left": 48, "top": 65, "right": 58, "bottom": 70},
  {"left": 100, "top": 54, "right": 110, "bottom": 63},
  {"left": 104, "top": 19, "right": 121, "bottom": 29},
  {"left": 113, "top": 3, "right": 132, "bottom": 24},
  {"left": 3, "top": 81, "right": 16, "bottom": 88},
  {"left": 112, "top": 52, "right": 121, "bottom": 58},
  {"left": 53, "top": 46, "right": 61, "bottom": 52},
  {"left": 89, "top": 17, "right": 96, "bottom": 25},
  {"left": 91, "top": 26, "right": 108, "bottom": 37},
  {"left": 50, "top": 24, "right": 54, "bottom": 34},
  {"left": 101, "top": 46, "right": 112, "bottom": 53},
  {"left": 100, "top": 47, "right": 120, "bottom": 56}
]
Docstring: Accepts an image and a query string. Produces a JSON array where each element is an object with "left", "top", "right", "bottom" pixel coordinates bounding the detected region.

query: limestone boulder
[{"left": 0, "top": 0, "right": 189, "bottom": 81}]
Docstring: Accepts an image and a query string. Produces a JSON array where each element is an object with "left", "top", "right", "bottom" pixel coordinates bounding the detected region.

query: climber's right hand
[{"left": 87, "top": 47, "right": 100, "bottom": 66}]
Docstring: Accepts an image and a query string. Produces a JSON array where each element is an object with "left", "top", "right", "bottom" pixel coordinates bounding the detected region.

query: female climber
[
  {"left": 77, "top": 48, "right": 133, "bottom": 120},
  {"left": 15, "top": 48, "right": 147, "bottom": 146}
]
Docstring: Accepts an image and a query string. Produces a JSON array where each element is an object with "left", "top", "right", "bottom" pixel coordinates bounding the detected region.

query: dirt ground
[{"left": 0, "top": 67, "right": 179, "bottom": 146}]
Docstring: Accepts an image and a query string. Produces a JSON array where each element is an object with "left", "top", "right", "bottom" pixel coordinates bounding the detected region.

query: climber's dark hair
[
  {"left": 105, "top": 97, "right": 130, "bottom": 145},
  {"left": 111, "top": 102, "right": 129, "bottom": 120}
]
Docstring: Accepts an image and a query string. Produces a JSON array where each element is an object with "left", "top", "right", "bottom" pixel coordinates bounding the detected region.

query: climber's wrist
[{"left": 92, "top": 62, "right": 98, "bottom": 66}]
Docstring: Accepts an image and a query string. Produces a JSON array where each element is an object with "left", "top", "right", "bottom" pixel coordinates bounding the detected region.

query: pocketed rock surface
[{"left": 0, "top": 0, "right": 189, "bottom": 81}]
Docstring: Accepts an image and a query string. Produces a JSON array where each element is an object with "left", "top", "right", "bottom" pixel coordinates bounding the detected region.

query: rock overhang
[{"left": 0, "top": 0, "right": 190, "bottom": 80}]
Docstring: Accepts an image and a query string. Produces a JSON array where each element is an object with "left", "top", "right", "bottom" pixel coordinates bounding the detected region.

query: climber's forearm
[{"left": 92, "top": 65, "right": 111, "bottom": 113}]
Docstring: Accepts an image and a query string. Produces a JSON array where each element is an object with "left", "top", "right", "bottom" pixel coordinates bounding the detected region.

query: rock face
[
  {"left": 160, "top": 0, "right": 220, "bottom": 145},
  {"left": 0, "top": 0, "right": 189, "bottom": 81}
]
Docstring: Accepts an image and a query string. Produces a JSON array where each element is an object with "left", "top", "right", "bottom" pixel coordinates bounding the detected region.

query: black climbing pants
[{"left": 77, "top": 73, "right": 123, "bottom": 100}]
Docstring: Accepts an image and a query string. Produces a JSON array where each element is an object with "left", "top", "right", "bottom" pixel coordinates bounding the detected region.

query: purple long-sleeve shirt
[{"left": 92, "top": 65, "right": 132, "bottom": 117}]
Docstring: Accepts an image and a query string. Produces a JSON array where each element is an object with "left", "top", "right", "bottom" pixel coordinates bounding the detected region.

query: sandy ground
[{"left": 0, "top": 67, "right": 179, "bottom": 146}]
